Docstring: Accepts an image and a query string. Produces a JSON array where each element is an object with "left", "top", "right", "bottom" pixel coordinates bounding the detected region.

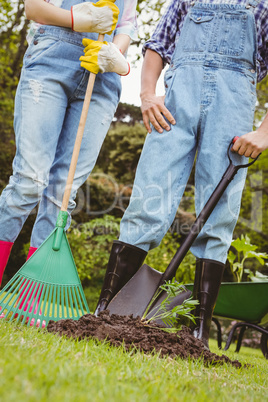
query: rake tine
[
  {"left": 46, "top": 285, "right": 54, "bottom": 320},
  {"left": 0, "top": 276, "right": 22, "bottom": 313},
  {"left": 52, "top": 286, "right": 57, "bottom": 320},
  {"left": 81, "top": 286, "right": 90, "bottom": 314},
  {"left": 37, "top": 283, "right": 49, "bottom": 327},
  {"left": 25, "top": 282, "right": 45, "bottom": 327},
  {"left": 57, "top": 286, "right": 60, "bottom": 319},
  {"left": 20, "top": 282, "right": 38, "bottom": 326},
  {"left": 68, "top": 287, "right": 75, "bottom": 318},
  {"left": 71, "top": 286, "right": 80, "bottom": 318},
  {"left": 0, "top": 274, "right": 21, "bottom": 296},
  {"left": 75, "top": 287, "right": 84, "bottom": 315},
  {"left": 60, "top": 286, "right": 65, "bottom": 319},
  {"left": 64, "top": 286, "right": 70, "bottom": 319},
  {"left": 40, "top": 283, "right": 49, "bottom": 318},
  {"left": 9, "top": 278, "right": 33, "bottom": 322},
  {"left": 76, "top": 286, "right": 88, "bottom": 315}
]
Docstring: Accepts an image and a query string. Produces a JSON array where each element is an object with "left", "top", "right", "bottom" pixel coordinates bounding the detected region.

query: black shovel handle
[{"left": 159, "top": 136, "right": 260, "bottom": 286}]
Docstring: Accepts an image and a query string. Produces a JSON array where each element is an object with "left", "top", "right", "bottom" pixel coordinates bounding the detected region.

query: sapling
[
  {"left": 142, "top": 279, "right": 199, "bottom": 333},
  {"left": 244, "top": 269, "right": 268, "bottom": 282},
  {"left": 227, "top": 234, "right": 268, "bottom": 282}
]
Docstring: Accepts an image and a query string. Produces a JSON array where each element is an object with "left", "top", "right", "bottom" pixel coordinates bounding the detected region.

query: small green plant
[
  {"left": 142, "top": 279, "right": 199, "bottom": 331},
  {"left": 227, "top": 234, "right": 268, "bottom": 282},
  {"left": 244, "top": 269, "right": 268, "bottom": 282}
]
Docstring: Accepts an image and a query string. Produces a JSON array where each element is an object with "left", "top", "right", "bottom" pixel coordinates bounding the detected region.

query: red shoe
[
  {"left": 0, "top": 240, "right": 13, "bottom": 286},
  {"left": 0, "top": 240, "right": 13, "bottom": 319}
]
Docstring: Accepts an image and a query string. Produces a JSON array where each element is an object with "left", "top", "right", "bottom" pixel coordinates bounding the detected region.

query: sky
[
  {"left": 120, "top": 47, "right": 166, "bottom": 106},
  {"left": 120, "top": 59, "right": 143, "bottom": 106}
]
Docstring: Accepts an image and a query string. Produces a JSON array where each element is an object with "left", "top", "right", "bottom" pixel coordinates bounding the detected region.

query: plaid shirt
[{"left": 143, "top": 0, "right": 268, "bottom": 81}]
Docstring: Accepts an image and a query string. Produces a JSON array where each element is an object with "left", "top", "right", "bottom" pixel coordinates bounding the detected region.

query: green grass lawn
[{"left": 0, "top": 320, "right": 267, "bottom": 402}]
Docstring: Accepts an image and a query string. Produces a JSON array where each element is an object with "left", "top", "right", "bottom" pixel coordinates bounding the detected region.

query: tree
[
  {"left": 113, "top": 102, "right": 142, "bottom": 125},
  {"left": 136, "top": 0, "right": 166, "bottom": 49},
  {"left": 0, "top": 0, "right": 29, "bottom": 140},
  {"left": 98, "top": 122, "right": 146, "bottom": 182}
]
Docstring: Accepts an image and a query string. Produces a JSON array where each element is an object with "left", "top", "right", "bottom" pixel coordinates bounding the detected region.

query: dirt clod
[{"left": 47, "top": 310, "right": 243, "bottom": 368}]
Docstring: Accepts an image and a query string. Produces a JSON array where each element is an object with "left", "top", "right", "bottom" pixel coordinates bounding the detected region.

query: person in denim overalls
[
  {"left": 95, "top": 0, "right": 268, "bottom": 348},
  {"left": 0, "top": 1, "right": 137, "bottom": 287}
]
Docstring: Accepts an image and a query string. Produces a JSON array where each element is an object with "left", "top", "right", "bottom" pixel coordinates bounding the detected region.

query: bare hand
[
  {"left": 232, "top": 130, "right": 268, "bottom": 159},
  {"left": 140, "top": 94, "right": 176, "bottom": 133}
]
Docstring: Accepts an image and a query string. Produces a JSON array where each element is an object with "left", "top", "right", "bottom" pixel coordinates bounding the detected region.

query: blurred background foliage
[{"left": 0, "top": 1, "right": 267, "bottom": 309}]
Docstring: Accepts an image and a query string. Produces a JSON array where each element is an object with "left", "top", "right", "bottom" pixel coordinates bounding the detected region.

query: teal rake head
[{"left": 0, "top": 212, "right": 89, "bottom": 328}]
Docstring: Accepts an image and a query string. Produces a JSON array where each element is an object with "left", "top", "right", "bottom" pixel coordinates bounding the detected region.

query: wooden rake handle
[{"left": 61, "top": 34, "right": 105, "bottom": 212}]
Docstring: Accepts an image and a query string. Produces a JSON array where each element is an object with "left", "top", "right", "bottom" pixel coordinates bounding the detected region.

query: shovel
[
  {"left": 0, "top": 34, "right": 104, "bottom": 327},
  {"left": 108, "top": 137, "right": 259, "bottom": 318}
]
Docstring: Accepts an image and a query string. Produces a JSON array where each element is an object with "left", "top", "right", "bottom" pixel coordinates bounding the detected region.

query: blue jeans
[
  {"left": 0, "top": 26, "right": 121, "bottom": 247},
  {"left": 119, "top": 1, "right": 258, "bottom": 263}
]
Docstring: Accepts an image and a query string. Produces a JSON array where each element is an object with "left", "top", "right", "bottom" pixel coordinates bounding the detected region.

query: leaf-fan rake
[{"left": 0, "top": 213, "right": 89, "bottom": 327}]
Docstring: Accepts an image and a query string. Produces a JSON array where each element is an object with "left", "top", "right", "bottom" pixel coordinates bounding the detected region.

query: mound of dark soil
[{"left": 47, "top": 310, "right": 243, "bottom": 368}]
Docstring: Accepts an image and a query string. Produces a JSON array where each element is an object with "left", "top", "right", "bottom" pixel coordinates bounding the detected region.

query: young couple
[{"left": 0, "top": 0, "right": 267, "bottom": 348}]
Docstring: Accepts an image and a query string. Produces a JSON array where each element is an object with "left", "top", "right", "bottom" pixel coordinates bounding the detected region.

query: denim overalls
[
  {"left": 120, "top": 0, "right": 258, "bottom": 263},
  {"left": 0, "top": 0, "right": 123, "bottom": 247}
]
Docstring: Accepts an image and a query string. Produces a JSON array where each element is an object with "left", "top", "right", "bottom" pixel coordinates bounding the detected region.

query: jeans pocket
[
  {"left": 244, "top": 72, "right": 257, "bottom": 90},
  {"left": 232, "top": 70, "right": 257, "bottom": 115},
  {"left": 164, "top": 67, "right": 175, "bottom": 91},
  {"left": 244, "top": 73, "right": 257, "bottom": 111},
  {"left": 23, "top": 36, "right": 60, "bottom": 68},
  {"left": 209, "top": 12, "right": 247, "bottom": 56},
  {"left": 182, "top": 11, "right": 215, "bottom": 52}
]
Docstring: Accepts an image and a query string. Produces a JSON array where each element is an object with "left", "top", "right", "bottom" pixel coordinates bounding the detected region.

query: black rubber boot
[
  {"left": 94, "top": 240, "right": 147, "bottom": 316},
  {"left": 192, "top": 258, "right": 225, "bottom": 349}
]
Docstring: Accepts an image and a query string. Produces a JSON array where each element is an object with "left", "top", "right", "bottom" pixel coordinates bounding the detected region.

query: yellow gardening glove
[
  {"left": 80, "top": 38, "right": 130, "bottom": 75},
  {"left": 71, "top": 0, "right": 119, "bottom": 35}
]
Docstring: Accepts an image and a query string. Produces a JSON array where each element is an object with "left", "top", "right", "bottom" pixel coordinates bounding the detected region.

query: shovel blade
[
  {"left": 108, "top": 264, "right": 162, "bottom": 318},
  {"left": 107, "top": 263, "right": 192, "bottom": 323}
]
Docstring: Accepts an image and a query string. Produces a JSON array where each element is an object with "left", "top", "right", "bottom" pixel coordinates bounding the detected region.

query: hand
[
  {"left": 232, "top": 130, "right": 268, "bottom": 159},
  {"left": 71, "top": 0, "right": 119, "bottom": 34},
  {"left": 140, "top": 93, "right": 176, "bottom": 133},
  {"left": 80, "top": 38, "right": 130, "bottom": 75}
]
